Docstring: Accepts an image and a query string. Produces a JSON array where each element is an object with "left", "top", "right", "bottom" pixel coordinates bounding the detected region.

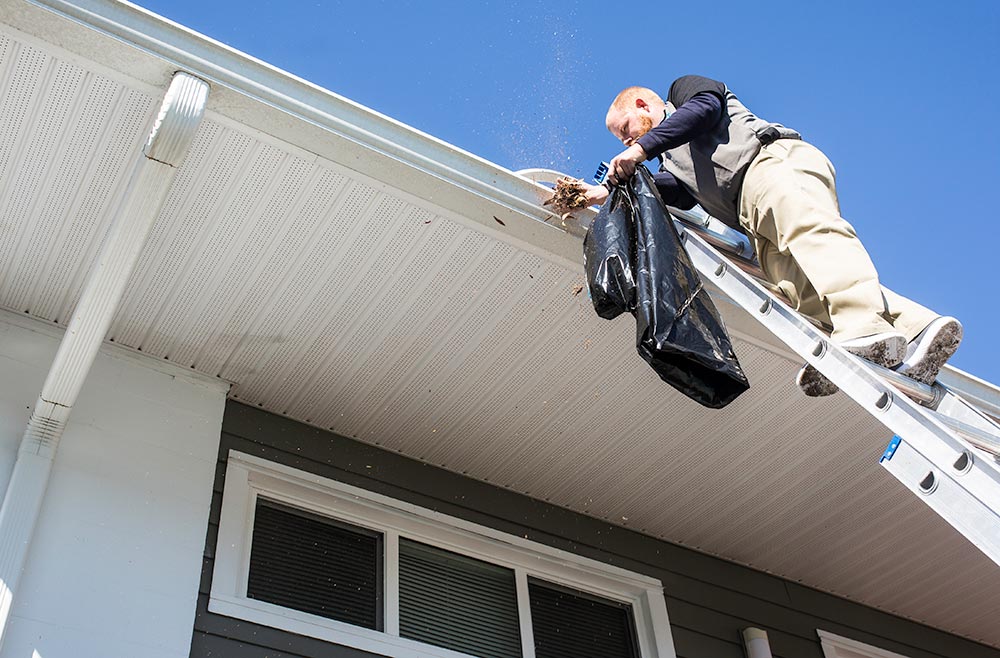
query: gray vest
[{"left": 658, "top": 87, "right": 800, "bottom": 227}]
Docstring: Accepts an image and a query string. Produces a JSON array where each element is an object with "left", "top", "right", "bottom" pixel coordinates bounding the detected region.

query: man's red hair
[{"left": 609, "top": 86, "right": 663, "bottom": 112}]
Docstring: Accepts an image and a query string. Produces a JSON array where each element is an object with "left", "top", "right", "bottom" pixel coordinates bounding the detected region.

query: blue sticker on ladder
[{"left": 880, "top": 435, "right": 902, "bottom": 463}]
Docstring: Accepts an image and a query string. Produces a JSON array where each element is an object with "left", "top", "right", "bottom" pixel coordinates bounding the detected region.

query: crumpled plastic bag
[
  {"left": 583, "top": 166, "right": 750, "bottom": 408},
  {"left": 582, "top": 184, "right": 636, "bottom": 319}
]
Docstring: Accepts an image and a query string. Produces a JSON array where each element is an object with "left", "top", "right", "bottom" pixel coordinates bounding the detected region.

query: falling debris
[
  {"left": 543, "top": 176, "right": 589, "bottom": 213},
  {"left": 571, "top": 284, "right": 584, "bottom": 296}
]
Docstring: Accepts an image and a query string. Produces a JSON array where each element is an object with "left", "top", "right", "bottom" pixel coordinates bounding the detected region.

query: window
[
  {"left": 398, "top": 539, "right": 521, "bottom": 657},
  {"left": 818, "top": 630, "right": 913, "bottom": 658},
  {"left": 210, "top": 451, "right": 676, "bottom": 658},
  {"left": 529, "top": 579, "right": 639, "bottom": 658},
  {"left": 247, "top": 499, "right": 383, "bottom": 630}
]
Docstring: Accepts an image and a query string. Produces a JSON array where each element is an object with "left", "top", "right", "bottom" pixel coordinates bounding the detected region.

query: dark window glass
[
  {"left": 247, "top": 498, "right": 383, "bottom": 630},
  {"left": 399, "top": 538, "right": 521, "bottom": 658},
  {"left": 529, "top": 578, "right": 639, "bottom": 658}
]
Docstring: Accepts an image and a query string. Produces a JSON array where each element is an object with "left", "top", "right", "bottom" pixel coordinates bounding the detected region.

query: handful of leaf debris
[{"left": 543, "top": 177, "right": 590, "bottom": 215}]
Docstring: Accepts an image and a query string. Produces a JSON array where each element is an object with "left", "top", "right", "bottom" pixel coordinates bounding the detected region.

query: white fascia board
[
  {"left": 817, "top": 630, "right": 913, "bottom": 658},
  {"left": 7, "top": 0, "right": 584, "bottom": 269}
]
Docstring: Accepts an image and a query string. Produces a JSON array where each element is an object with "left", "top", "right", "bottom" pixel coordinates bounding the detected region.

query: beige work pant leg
[{"left": 738, "top": 140, "right": 937, "bottom": 342}]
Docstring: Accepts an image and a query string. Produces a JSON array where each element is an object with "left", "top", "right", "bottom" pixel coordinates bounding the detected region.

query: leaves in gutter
[{"left": 493, "top": 216, "right": 506, "bottom": 226}]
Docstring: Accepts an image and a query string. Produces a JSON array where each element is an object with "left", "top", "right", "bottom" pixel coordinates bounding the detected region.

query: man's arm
[
  {"left": 634, "top": 92, "right": 723, "bottom": 160},
  {"left": 555, "top": 170, "right": 696, "bottom": 211},
  {"left": 608, "top": 91, "right": 724, "bottom": 183},
  {"left": 608, "top": 74, "right": 727, "bottom": 183}
]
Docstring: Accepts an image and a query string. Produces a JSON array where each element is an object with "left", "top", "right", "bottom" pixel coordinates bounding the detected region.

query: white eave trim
[{"left": 817, "top": 630, "right": 912, "bottom": 658}]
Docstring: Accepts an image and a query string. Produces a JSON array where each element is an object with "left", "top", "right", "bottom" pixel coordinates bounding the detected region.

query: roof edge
[{"left": 16, "top": 0, "right": 1000, "bottom": 416}]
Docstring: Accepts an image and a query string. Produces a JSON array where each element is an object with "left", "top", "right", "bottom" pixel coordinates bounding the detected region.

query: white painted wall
[{"left": 0, "top": 312, "right": 228, "bottom": 658}]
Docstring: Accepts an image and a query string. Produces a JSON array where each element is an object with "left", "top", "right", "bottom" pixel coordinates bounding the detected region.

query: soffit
[{"left": 1, "top": 3, "right": 999, "bottom": 649}]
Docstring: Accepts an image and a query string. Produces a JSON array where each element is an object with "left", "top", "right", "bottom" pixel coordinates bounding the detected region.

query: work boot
[
  {"left": 895, "top": 317, "right": 963, "bottom": 385},
  {"left": 796, "top": 331, "right": 907, "bottom": 397},
  {"left": 796, "top": 364, "right": 839, "bottom": 397}
]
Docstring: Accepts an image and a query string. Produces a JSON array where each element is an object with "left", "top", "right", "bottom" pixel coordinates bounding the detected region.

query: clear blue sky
[{"left": 137, "top": 0, "right": 1000, "bottom": 384}]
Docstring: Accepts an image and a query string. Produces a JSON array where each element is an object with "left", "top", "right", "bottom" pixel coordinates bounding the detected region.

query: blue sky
[{"left": 137, "top": 0, "right": 1000, "bottom": 384}]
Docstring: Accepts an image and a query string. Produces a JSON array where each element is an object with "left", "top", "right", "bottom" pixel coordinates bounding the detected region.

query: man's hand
[
  {"left": 583, "top": 182, "right": 610, "bottom": 207},
  {"left": 544, "top": 178, "right": 609, "bottom": 213},
  {"left": 608, "top": 144, "right": 647, "bottom": 184}
]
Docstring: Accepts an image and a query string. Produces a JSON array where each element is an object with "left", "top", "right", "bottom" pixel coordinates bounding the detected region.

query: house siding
[
  {"left": 193, "top": 402, "right": 1000, "bottom": 658},
  {"left": 0, "top": 314, "right": 228, "bottom": 658}
]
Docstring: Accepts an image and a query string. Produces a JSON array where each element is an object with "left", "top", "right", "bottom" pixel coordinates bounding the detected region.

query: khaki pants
[{"left": 738, "top": 139, "right": 936, "bottom": 342}]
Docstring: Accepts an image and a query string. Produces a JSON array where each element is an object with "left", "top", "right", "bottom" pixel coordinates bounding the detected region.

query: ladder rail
[
  {"left": 541, "top": 171, "right": 1000, "bottom": 562},
  {"left": 670, "top": 218, "right": 1000, "bottom": 566},
  {"left": 879, "top": 438, "right": 1000, "bottom": 564},
  {"left": 668, "top": 206, "right": 1000, "bottom": 424}
]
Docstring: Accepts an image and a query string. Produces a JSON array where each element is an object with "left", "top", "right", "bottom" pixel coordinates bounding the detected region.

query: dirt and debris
[
  {"left": 543, "top": 176, "right": 590, "bottom": 215},
  {"left": 571, "top": 284, "right": 584, "bottom": 296},
  {"left": 493, "top": 216, "right": 506, "bottom": 226}
]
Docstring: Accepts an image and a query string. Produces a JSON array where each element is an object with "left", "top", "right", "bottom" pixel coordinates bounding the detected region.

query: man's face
[{"left": 607, "top": 106, "right": 655, "bottom": 147}]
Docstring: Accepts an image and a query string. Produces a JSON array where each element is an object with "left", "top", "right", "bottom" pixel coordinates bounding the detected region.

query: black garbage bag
[
  {"left": 582, "top": 184, "right": 636, "bottom": 319},
  {"left": 583, "top": 166, "right": 750, "bottom": 408}
]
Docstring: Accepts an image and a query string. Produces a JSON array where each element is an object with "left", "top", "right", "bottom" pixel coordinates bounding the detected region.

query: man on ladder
[{"left": 571, "top": 75, "right": 961, "bottom": 396}]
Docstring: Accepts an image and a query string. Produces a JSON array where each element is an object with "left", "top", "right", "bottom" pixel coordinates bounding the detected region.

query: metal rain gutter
[
  {"left": 20, "top": 0, "right": 581, "bottom": 264},
  {"left": 22, "top": 0, "right": 1000, "bottom": 419},
  {"left": 0, "top": 71, "right": 209, "bottom": 647}
]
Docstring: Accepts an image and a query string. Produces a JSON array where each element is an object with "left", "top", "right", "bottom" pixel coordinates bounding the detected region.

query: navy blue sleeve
[
  {"left": 635, "top": 91, "right": 723, "bottom": 159},
  {"left": 652, "top": 171, "right": 697, "bottom": 209}
]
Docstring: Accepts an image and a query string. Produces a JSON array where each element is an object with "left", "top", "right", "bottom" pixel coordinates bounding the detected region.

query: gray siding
[{"left": 191, "top": 402, "right": 1000, "bottom": 658}]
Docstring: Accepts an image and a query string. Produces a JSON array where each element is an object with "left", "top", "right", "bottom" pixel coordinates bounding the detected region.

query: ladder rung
[{"left": 926, "top": 412, "right": 1000, "bottom": 456}]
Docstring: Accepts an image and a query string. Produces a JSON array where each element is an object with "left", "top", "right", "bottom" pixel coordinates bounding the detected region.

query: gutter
[
  {"left": 9, "top": 0, "right": 1000, "bottom": 412},
  {"left": 14, "top": 0, "right": 580, "bottom": 262}
]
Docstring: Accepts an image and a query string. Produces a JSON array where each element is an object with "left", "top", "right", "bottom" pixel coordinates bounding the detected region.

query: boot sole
[{"left": 897, "top": 321, "right": 963, "bottom": 385}]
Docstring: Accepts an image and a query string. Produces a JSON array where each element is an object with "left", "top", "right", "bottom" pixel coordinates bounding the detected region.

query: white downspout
[
  {"left": 742, "top": 627, "right": 775, "bottom": 658},
  {"left": 0, "top": 71, "right": 209, "bottom": 647}
]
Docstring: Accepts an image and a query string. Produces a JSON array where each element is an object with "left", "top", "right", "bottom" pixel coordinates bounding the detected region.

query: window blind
[
  {"left": 246, "top": 498, "right": 383, "bottom": 630},
  {"left": 529, "top": 578, "right": 639, "bottom": 658},
  {"left": 399, "top": 538, "right": 522, "bottom": 658}
]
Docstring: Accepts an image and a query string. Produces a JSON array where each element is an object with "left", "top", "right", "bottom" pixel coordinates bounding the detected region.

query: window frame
[
  {"left": 817, "top": 630, "right": 913, "bottom": 658},
  {"left": 210, "top": 450, "right": 677, "bottom": 658}
]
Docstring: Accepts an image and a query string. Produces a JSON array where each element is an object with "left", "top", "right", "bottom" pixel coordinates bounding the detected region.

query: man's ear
[{"left": 634, "top": 97, "right": 649, "bottom": 111}]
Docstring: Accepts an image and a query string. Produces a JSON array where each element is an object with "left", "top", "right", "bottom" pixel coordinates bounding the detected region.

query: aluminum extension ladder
[
  {"left": 666, "top": 204, "right": 1000, "bottom": 568},
  {"left": 521, "top": 167, "right": 1000, "bottom": 567}
]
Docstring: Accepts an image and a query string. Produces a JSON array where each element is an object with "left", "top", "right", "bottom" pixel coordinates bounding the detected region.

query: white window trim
[
  {"left": 210, "top": 451, "right": 677, "bottom": 658},
  {"left": 818, "top": 630, "right": 913, "bottom": 658}
]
